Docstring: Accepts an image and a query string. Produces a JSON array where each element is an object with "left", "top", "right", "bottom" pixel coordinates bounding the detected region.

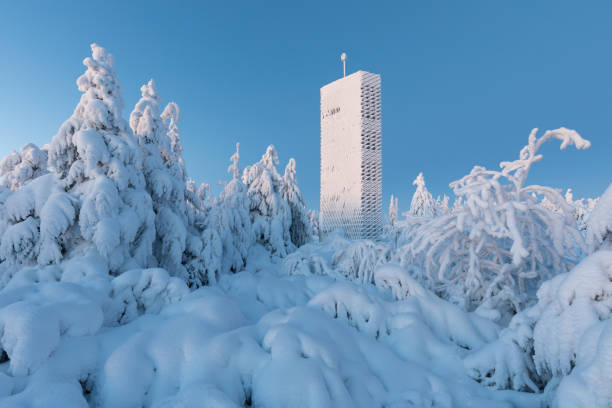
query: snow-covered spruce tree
[
  {"left": 282, "top": 158, "right": 312, "bottom": 248},
  {"left": 398, "top": 128, "right": 590, "bottom": 315},
  {"left": 196, "top": 143, "right": 252, "bottom": 286},
  {"left": 388, "top": 194, "right": 398, "bottom": 228},
  {"left": 242, "top": 145, "right": 294, "bottom": 257},
  {"left": 0, "top": 143, "right": 48, "bottom": 191},
  {"left": 130, "top": 79, "right": 191, "bottom": 278},
  {"left": 564, "top": 189, "right": 588, "bottom": 230},
  {"left": 409, "top": 172, "right": 436, "bottom": 217},
  {"left": 0, "top": 143, "right": 67, "bottom": 266},
  {"left": 46, "top": 43, "right": 155, "bottom": 271},
  {"left": 160, "top": 102, "right": 186, "bottom": 181},
  {"left": 219, "top": 143, "right": 253, "bottom": 273},
  {"left": 158, "top": 102, "right": 209, "bottom": 285},
  {"left": 308, "top": 209, "right": 320, "bottom": 241},
  {"left": 384, "top": 194, "right": 401, "bottom": 247}
]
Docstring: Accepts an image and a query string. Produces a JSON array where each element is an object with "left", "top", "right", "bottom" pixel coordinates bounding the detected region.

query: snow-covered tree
[
  {"left": 282, "top": 158, "right": 311, "bottom": 248},
  {"left": 388, "top": 195, "right": 398, "bottom": 227},
  {"left": 130, "top": 79, "right": 189, "bottom": 278},
  {"left": 308, "top": 209, "right": 320, "bottom": 241},
  {"left": 587, "top": 183, "right": 612, "bottom": 250},
  {"left": 0, "top": 144, "right": 66, "bottom": 266},
  {"left": 409, "top": 172, "right": 436, "bottom": 217},
  {"left": 216, "top": 143, "right": 252, "bottom": 274},
  {"left": 160, "top": 102, "right": 186, "bottom": 181},
  {"left": 0, "top": 143, "right": 48, "bottom": 190},
  {"left": 397, "top": 128, "right": 591, "bottom": 314},
  {"left": 242, "top": 145, "right": 294, "bottom": 257},
  {"left": 47, "top": 43, "right": 155, "bottom": 271}
]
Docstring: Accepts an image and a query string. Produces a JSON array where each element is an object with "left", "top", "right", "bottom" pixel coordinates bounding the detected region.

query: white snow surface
[{"left": 0, "top": 249, "right": 541, "bottom": 408}]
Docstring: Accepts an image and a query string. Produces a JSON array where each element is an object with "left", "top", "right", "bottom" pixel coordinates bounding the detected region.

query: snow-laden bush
[
  {"left": 465, "top": 249, "right": 612, "bottom": 401},
  {"left": 332, "top": 239, "right": 390, "bottom": 284},
  {"left": 109, "top": 268, "right": 189, "bottom": 324},
  {"left": 0, "top": 143, "right": 48, "bottom": 191},
  {"left": 282, "top": 244, "right": 333, "bottom": 277},
  {"left": 397, "top": 128, "right": 590, "bottom": 314},
  {"left": 130, "top": 79, "right": 191, "bottom": 278},
  {"left": 0, "top": 174, "right": 77, "bottom": 266}
]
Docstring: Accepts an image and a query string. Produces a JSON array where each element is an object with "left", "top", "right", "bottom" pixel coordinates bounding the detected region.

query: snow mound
[
  {"left": 110, "top": 268, "right": 189, "bottom": 324},
  {"left": 0, "top": 282, "right": 104, "bottom": 376},
  {"left": 465, "top": 249, "right": 612, "bottom": 400},
  {"left": 533, "top": 250, "right": 612, "bottom": 378}
]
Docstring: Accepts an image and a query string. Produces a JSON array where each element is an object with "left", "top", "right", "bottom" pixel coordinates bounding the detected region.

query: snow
[
  {"left": 588, "top": 183, "right": 612, "bottom": 249},
  {"left": 0, "top": 42, "right": 609, "bottom": 407}
]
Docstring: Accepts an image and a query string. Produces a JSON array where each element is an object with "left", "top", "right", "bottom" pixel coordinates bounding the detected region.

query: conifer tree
[
  {"left": 46, "top": 44, "right": 155, "bottom": 271},
  {"left": 409, "top": 172, "right": 436, "bottom": 217},
  {"left": 130, "top": 79, "right": 188, "bottom": 278},
  {"left": 218, "top": 143, "right": 252, "bottom": 273},
  {"left": 242, "top": 145, "right": 293, "bottom": 257},
  {"left": 282, "top": 158, "right": 312, "bottom": 247}
]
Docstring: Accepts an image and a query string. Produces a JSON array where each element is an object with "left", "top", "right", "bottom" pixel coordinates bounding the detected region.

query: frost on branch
[{"left": 398, "top": 128, "right": 590, "bottom": 315}]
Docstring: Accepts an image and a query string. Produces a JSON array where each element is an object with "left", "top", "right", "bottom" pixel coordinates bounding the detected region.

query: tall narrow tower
[{"left": 320, "top": 67, "right": 382, "bottom": 240}]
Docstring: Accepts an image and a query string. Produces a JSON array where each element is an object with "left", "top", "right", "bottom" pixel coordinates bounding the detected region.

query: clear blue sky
[{"left": 1, "top": 1, "right": 611, "bottom": 211}]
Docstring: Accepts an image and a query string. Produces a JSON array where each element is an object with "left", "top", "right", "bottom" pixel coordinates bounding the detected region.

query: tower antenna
[{"left": 341, "top": 52, "right": 347, "bottom": 77}]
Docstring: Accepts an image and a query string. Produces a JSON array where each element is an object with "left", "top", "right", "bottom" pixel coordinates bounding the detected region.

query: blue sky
[{"left": 1, "top": 1, "right": 611, "bottom": 211}]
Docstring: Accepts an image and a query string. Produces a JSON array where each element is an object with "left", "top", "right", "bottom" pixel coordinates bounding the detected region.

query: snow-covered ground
[{"left": 0, "top": 247, "right": 542, "bottom": 408}]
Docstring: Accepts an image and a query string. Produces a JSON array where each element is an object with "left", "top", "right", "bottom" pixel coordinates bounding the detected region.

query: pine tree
[
  {"left": 409, "top": 172, "right": 435, "bottom": 217},
  {"left": 388, "top": 194, "right": 398, "bottom": 227},
  {"left": 282, "top": 158, "right": 312, "bottom": 248},
  {"left": 130, "top": 79, "right": 188, "bottom": 278},
  {"left": 46, "top": 43, "right": 155, "bottom": 271},
  {"left": 242, "top": 145, "right": 293, "bottom": 257},
  {"left": 308, "top": 209, "right": 320, "bottom": 241},
  {"left": 160, "top": 102, "right": 186, "bottom": 181},
  {"left": 217, "top": 143, "right": 252, "bottom": 274}
]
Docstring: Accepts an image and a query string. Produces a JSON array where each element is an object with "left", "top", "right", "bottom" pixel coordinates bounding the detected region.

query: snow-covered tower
[{"left": 320, "top": 67, "right": 382, "bottom": 240}]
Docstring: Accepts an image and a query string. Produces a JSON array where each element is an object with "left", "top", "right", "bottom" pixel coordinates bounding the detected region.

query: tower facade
[{"left": 320, "top": 70, "right": 382, "bottom": 240}]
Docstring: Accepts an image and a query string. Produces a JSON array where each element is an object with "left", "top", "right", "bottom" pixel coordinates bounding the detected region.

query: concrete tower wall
[{"left": 320, "top": 70, "right": 382, "bottom": 240}]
